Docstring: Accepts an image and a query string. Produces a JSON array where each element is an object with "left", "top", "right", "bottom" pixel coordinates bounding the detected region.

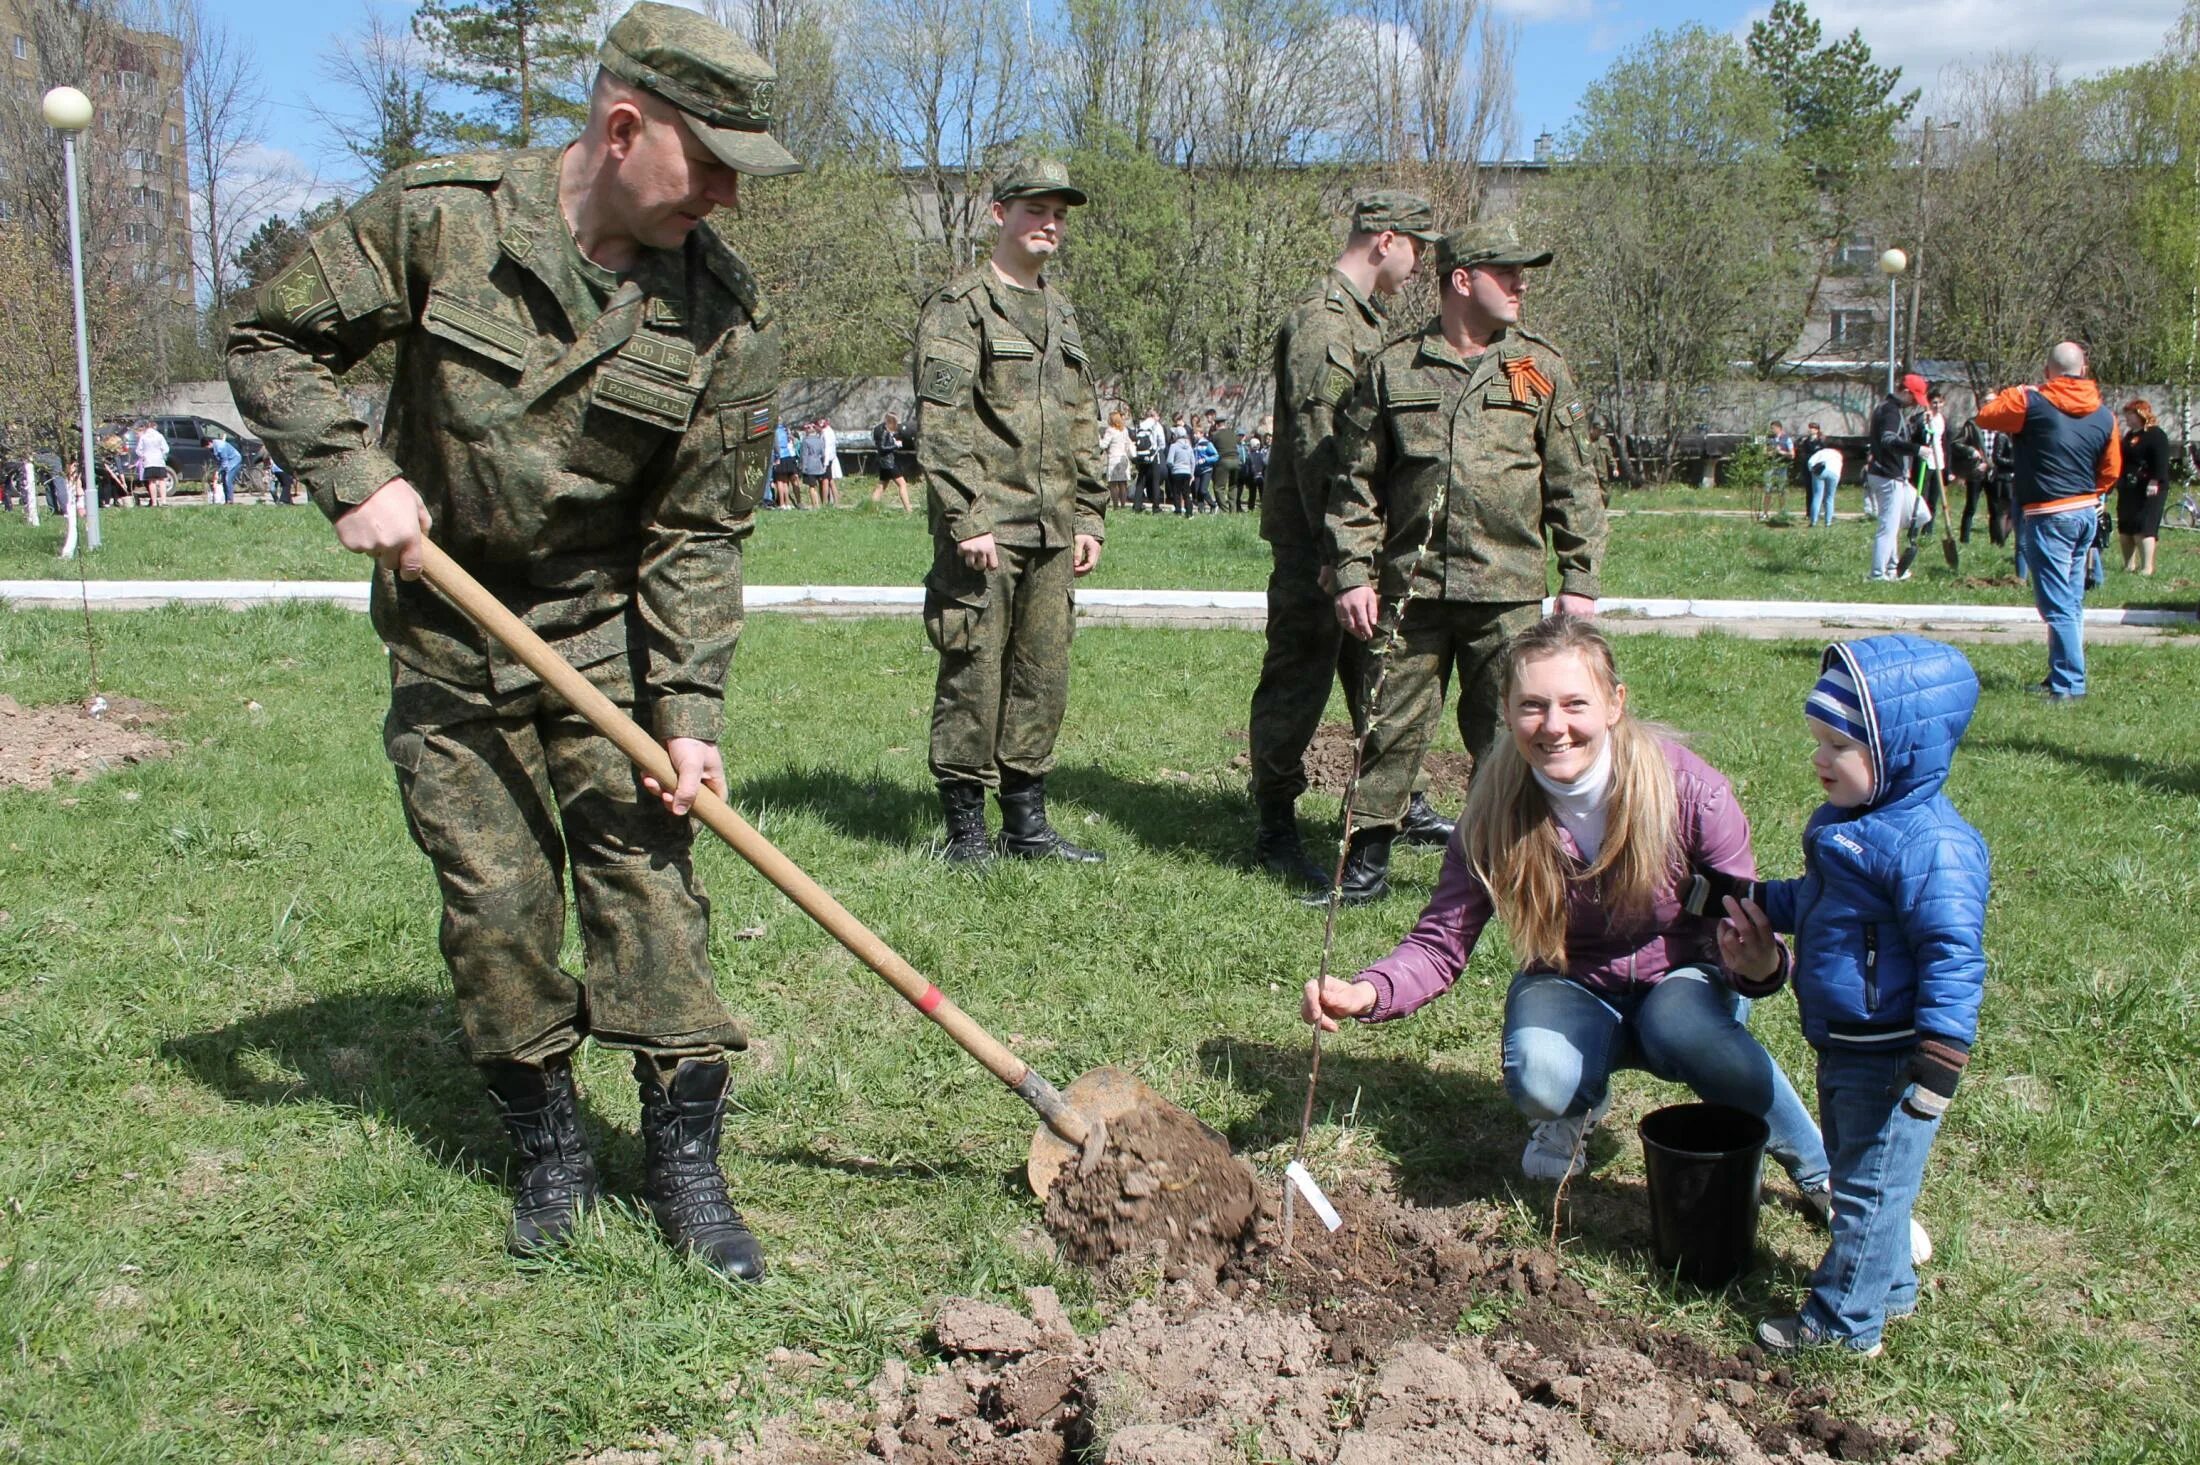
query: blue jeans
[
  {"left": 2024, "top": 508, "right": 2092, "bottom": 696},
  {"left": 1802, "top": 1048, "right": 1940, "bottom": 1349},
  {"left": 218, "top": 463, "right": 238, "bottom": 503},
  {"left": 1808, "top": 467, "right": 1837, "bottom": 526},
  {"left": 1501, "top": 967, "right": 1829, "bottom": 1189}
]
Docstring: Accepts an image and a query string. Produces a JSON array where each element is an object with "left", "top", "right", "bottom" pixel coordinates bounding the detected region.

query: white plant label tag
[{"left": 1284, "top": 1160, "right": 1343, "bottom": 1232}]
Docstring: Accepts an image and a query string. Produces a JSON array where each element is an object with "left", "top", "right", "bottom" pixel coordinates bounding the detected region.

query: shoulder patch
[
  {"left": 1563, "top": 398, "right": 1587, "bottom": 425},
  {"left": 259, "top": 251, "right": 338, "bottom": 330},
  {"left": 918, "top": 351, "right": 972, "bottom": 407},
  {"left": 937, "top": 273, "right": 985, "bottom": 304},
  {"left": 1319, "top": 340, "right": 1357, "bottom": 408},
  {"left": 1513, "top": 326, "right": 1565, "bottom": 357},
  {"left": 399, "top": 153, "right": 506, "bottom": 189}
]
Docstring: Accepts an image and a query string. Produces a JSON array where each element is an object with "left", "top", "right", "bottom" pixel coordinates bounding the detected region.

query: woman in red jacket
[{"left": 1303, "top": 616, "right": 1830, "bottom": 1204}]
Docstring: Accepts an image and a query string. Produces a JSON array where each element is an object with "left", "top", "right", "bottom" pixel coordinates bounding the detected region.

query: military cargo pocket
[
  {"left": 923, "top": 566, "right": 991, "bottom": 655},
  {"left": 718, "top": 397, "right": 774, "bottom": 514},
  {"left": 983, "top": 335, "right": 1039, "bottom": 408},
  {"left": 1387, "top": 400, "right": 1447, "bottom": 460}
]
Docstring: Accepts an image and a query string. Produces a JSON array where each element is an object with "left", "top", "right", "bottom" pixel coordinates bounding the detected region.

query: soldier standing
[
  {"left": 226, "top": 3, "right": 796, "bottom": 1280},
  {"left": 1323, "top": 220, "right": 1606, "bottom": 904},
  {"left": 1246, "top": 192, "right": 1452, "bottom": 891},
  {"left": 914, "top": 160, "right": 1109, "bottom": 865}
]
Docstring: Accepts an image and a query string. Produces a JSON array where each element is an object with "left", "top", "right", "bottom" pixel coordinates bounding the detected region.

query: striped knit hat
[{"left": 1805, "top": 660, "right": 1869, "bottom": 745}]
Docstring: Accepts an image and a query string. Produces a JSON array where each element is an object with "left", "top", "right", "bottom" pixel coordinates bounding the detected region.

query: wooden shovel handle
[{"left": 416, "top": 541, "right": 1091, "bottom": 1147}]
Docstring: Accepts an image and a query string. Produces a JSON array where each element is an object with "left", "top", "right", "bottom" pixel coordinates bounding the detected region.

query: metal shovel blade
[{"left": 1026, "top": 1066, "right": 1225, "bottom": 1200}]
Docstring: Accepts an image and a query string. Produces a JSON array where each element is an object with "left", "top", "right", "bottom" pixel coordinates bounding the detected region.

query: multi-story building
[{"left": 2, "top": 0, "right": 195, "bottom": 306}]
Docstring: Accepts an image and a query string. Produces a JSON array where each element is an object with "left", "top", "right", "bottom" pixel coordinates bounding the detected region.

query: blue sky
[{"left": 219, "top": 0, "right": 2180, "bottom": 207}]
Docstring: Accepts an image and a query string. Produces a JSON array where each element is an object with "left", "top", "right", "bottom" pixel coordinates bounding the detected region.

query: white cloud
[
  {"left": 1735, "top": 0, "right": 2177, "bottom": 102},
  {"left": 1493, "top": 0, "right": 1594, "bottom": 20}
]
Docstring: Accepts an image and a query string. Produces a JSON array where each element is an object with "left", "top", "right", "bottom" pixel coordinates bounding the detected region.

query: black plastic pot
[{"left": 1639, "top": 1102, "right": 1768, "bottom": 1288}]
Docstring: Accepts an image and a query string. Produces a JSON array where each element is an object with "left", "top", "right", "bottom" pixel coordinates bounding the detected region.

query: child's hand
[
  {"left": 1717, "top": 896, "right": 1782, "bottom": 982},
  {"left": 1302, "top": 976, "right": 1378, "bottom": 1032}
]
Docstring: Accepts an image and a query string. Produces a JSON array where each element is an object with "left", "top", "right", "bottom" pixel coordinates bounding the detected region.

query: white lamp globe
[
  {"left": 1878, "top": 248, "right": 1908, "bottom": 277},
  {"left": 42, "top": 86, "right": 94, "bottom": 132}
]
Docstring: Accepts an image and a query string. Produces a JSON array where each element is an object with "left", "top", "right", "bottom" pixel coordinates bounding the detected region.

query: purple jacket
[{"left": 1359, "top": 739, "right": 1771, "bottom": 1021}]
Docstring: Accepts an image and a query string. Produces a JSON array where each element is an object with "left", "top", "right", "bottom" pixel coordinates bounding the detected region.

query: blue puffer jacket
[{"left": 1759, "top": 635, "right": 1989, "bottom": 1055}]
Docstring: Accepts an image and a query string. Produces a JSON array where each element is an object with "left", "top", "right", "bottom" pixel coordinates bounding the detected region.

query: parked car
[{"left": 147, "top": 415, "right": 268, "bottom": 483}]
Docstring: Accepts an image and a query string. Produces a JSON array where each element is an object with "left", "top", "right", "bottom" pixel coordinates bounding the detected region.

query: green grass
[
  {"left": 0, "top": 607, "right": 2194, "bottom": 1461},
  {"left": 4, "top": 490, "right": 2194, "bottom": 612}
]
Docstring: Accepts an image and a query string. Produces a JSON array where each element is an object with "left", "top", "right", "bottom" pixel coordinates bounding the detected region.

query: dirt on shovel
[{"left": 1039, "top": 1104, "right": 1262, "bottom": 1281}]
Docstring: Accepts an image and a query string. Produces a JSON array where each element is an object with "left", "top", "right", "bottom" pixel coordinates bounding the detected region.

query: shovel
[{"left": 416, "top": 541, "right": 1199, "bottom": 1201}]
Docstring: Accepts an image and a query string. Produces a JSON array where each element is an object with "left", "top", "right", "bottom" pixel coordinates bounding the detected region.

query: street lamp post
[
  {"left": 43, "top": 85, "right": 101, "bottom": 554},
  {"left": 1877, "top": 248, "right": 1909, "bottom": 397}
]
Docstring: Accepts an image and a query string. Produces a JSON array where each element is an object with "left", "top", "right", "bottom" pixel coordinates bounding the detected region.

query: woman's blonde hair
[
  {"left": 1108, "top": 409, "right": 1127, "bottom": 430},
  {"left": 2124, "top": 398, "right": 2156, "bottom": 428},
  {"left": 1460, "top": 616, "right": 1680, "bottom": 972}
]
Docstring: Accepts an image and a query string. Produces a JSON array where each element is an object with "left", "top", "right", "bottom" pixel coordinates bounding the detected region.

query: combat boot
[
  {"left": 938, "top": 781, "right": 994, "bottom": 865},
  {"left": 481, "top": 1056, "right": 602, "bottom": 1257},
  {"left": 1397, "top": 792, "right": 1457, "bottom": 848},
  {"left": 1252, "top": 795, "right": 1329, "bottom": 890},
  {"left": 997, "top": 776, "right": 1104, "bottom": 863},
  {"left": 1301, "top": 826, "right": 1392, "bottom": 907},
  {"left": 636, "top": 1057, "right": 767, "bottom": 1283}
]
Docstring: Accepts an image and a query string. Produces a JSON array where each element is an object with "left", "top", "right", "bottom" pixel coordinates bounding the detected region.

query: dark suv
[{"left": 145, "top": 415, "right": 269, "bottom": 483}]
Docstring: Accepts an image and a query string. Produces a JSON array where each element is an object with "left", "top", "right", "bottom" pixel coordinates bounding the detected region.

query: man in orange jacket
[{"left": 1975, "top": 341, "right": 2121, "bottom": 700}]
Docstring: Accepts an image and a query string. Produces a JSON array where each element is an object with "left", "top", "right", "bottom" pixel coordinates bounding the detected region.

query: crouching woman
[{"left": 1303, "top": 616, "right": 1831, "bottom": 1203}]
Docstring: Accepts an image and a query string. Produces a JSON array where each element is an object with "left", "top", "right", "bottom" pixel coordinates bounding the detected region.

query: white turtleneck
[{"left": 1530, "top": 739, "right": 1615, "bottom": 863}]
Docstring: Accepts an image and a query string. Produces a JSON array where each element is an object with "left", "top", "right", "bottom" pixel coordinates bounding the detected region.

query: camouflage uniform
[
  {"left": 227, "top": 49, "right": 788, "bottom": 1073},
  {"left": 914, "top": 161, "right": 1108, "bottom": 800},
  {"left": 1329, "top": 223, "right": 1606, "bottom": 833}
]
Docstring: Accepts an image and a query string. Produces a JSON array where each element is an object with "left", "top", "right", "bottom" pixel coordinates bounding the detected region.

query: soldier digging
[
  {"left": 227, "top": 2, "right": 797, "bottom": 1280},
  {"left": 913, "top": 159, "right": 1110, "bottom": 866},
  {"left": 1322, "top": 219, "right": 1607, "bottom": 905}
]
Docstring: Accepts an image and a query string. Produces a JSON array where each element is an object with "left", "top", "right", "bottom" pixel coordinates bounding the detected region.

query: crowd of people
[{"left": 1101, "top": 407, "right": 1271, "bottom": 515}]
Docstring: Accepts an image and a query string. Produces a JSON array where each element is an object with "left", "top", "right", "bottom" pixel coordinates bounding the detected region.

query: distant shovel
[{"left": 415, "top": 542, "right": 1226, "bottom": 1210}]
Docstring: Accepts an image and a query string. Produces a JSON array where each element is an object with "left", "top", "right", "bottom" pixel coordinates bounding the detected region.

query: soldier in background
[
  {"left": 227, "top": 2, "right": 794, "bottom": 1281},
  {"left": 913, "top": 159, "right": 1109, "bottom": 865},
  {"left": 1323, "top": 220, "right": 1605, "bottom": 905},
  {"left": 1245, "top": 192, "right": 1451, "bottom": 892}
]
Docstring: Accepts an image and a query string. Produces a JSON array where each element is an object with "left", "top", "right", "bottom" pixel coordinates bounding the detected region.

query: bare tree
[
  {"left": 1346, "top": 0, "right": 1517, "bottom": 219},
  {"left": 313, "top": 3, "right": 437, "bottom": 188},
  {"left": 180, "top": 4, "right": 298, "bottom": 309}
]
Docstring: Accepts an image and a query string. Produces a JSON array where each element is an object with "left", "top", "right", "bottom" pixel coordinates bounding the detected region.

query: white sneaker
[
  {"left": 1521, "top": 1095, "right": 1610, "bottom": 1181},
  {"left": 1910, "top": 1217, "right": 1932, "bottom": 1266}
]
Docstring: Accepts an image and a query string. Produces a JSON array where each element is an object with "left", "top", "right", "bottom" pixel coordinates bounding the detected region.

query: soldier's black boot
[
  {"left": 1397, "top": 792, "right": 1457, "bottom": 848},
  {"left": 636, "top": 1057, "right": 767, "bottom": 1283},
  {"left": 939, "top": 781, "right": 994, "bottom": 865},
  {"left": 1301, "top": 826, "right": 1393, "bottom": 907},
  {"left": 482, "top": 1057, "right": 602, "bottom": 1257},
  {"left": 997, "top": 776, "right": 1104, "bottom": 863},
  {"left": 1253, "top": 795, "right": 1329, "bottom": 890}
]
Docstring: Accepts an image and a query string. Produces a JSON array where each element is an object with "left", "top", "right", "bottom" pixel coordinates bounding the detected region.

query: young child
[{"left": 1712, "top": 634, "right": 1988, "bottom": 1357}]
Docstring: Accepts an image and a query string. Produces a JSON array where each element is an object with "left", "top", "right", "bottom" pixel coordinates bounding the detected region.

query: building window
[
  {"left": 168, "top": 123, "right": 180, "bottom": 145},
  {"left": 12, "top": 35, "right": 26, "bottom": 60},
  {"left": 1829, "top": 310, "right": 1877, "bottom": 349},
  {"left": 1836, "top": 235, "right": 1877, "bottom": 269}
]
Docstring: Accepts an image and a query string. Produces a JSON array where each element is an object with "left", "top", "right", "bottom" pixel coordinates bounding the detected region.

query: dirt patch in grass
[
  {"left": 0, "top": 695, "right": 174, "bottom": 790},
  {"left": 875, "top": 1183, "right": 1951, "bottom": 1465},
  {"left": 1039, "top": 1105, "right": 1262, "bottom": 1280},
  {"left": 1228, "top": 723, "right": 1475, "bottom": 802}
]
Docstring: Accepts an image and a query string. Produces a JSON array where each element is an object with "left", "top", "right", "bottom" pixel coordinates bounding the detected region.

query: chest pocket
[
  {"left": 1383, "top": 382, "right": 1446, "bottom": 461},
  {"left": 984, "top": 333, "right": 1040, "bottom": 407},
  {"left": 717, "top": 395, "right": 774, "bottom": 515},
  {"left": 593, "top": 329, "right": 703, "bottom": 433},
  {"left": 418, "top": 289, "right": 535, "bottom": 439}
]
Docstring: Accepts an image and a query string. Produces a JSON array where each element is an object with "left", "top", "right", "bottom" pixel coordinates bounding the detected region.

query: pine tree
[{"left": 412, "top": 0, "right": 598, "bottom": 151}]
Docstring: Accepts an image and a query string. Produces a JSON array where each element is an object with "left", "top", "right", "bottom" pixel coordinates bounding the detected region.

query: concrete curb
[{"left": 2, "top": 578, "right": 2190, "bottom": 628}]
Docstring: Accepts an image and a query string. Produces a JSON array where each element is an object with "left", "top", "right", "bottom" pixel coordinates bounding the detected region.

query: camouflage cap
[
  {"left": 992, "top": 157, "right": 1088, "bottom": 207},
  {"left": 598, "top": 2, "right": 802, "bottom": 177},
  {"left": 1351, "top": 190, "right": 1441, "bottom": 242},
  {"left": 1434, "top": 218, "right": 1553, "bottom": 273}
]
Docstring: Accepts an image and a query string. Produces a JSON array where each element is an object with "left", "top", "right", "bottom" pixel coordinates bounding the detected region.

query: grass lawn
[
  {"left": 0, "top": 604, "right": 2194, "bottom": 1462},
  {"left": 2, "top": 490, "right": 2195, "bottom": 613}
]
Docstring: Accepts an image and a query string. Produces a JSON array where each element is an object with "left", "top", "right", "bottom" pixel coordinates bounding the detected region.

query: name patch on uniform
[
  {"left": 618, "top": 331, "right": 699, "bottom": 384},
  {"left": 595, "top": 363, "right": 699, "bottom": 431},
  {"left": 421, "top": 291, "right": 532, "bottom": 372},
  {"left": 1381, "top": 384, "right": 1440, "bottom": 411},
  {"left": 987, "top": 336, "right": 1038, "bottom": 360}
]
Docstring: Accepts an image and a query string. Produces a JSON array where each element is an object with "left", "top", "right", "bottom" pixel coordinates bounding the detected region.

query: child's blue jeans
[{"left": 1803, "top": 1047, "right": 1940, "bottom": 1349}]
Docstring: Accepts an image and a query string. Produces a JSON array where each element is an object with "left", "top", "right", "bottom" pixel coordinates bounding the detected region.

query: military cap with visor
[
  {"left": 1434, "top": 219, "right": 1553, "bottom": 273},
  {"left": 1351, "top": 190, "right": 1442, "bottom": 242},
  {"left": 598, "top": 1, "right": 803, "bottom": 177},
  {"left": 992, "top": 157, "right": 1087, "bottom": 207}
]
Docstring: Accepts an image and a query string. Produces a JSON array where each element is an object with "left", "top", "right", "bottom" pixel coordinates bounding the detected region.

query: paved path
[{"left": 2, "top": 578, "right": 2192, "bottom": 644}]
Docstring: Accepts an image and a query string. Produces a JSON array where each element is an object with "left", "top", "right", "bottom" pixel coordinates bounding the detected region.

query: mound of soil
[
  {"left": 0, "top": 695, "right": 173, "bottom": 790},
  {"left": 1040, "top": 1105, "right": 1262, "bottom": 1280},
  {"left": 1229, "top": 724, "right": 1474, "bottom": 802},
  {"left": 874, "top": 1184, "right": 1951, "bottom": 1465}
]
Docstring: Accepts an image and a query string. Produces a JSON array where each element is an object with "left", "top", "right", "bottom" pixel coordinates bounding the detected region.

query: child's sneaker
[
  {"left": 1756, "top": 1315, "right": 1882, "bottom": 1358},
  {"left": 1521, "top": 1095, "right": 1610, "bottom": 1180},
  {"left": 1795, "top": 1185, "right": 1935, "bottom": 1266}
]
